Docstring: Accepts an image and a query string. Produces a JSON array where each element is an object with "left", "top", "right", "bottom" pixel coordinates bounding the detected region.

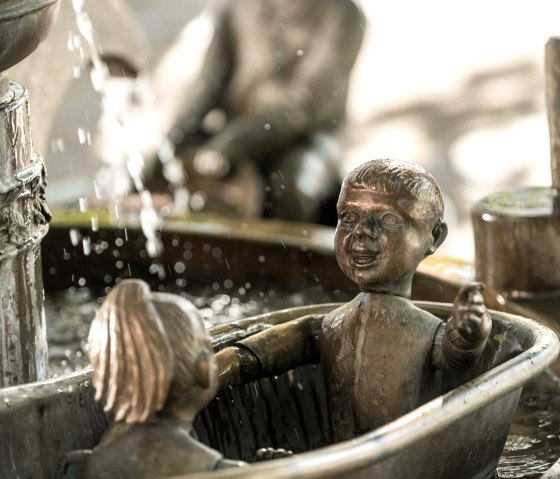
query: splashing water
[{"left": 69, "top": 0, "right": 195, "bottom": 257}]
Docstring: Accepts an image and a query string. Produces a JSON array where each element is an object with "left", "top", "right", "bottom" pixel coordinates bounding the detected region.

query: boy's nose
[{"left": 353, "top": 217, "right": 379, "bottom": 238}]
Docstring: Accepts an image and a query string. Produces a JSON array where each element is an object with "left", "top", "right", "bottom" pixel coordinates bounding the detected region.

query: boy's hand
[
  {"left": 451, "top": 282, "right": 491, "bottom": 345},
  {"left": 255, "top": 447, "right": 294, "bottom": 461}
]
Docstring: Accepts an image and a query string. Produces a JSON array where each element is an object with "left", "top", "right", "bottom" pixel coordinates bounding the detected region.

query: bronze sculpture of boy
[
  {"left": 81, "top": 158, "right": 492, "bottom": 477},
  {"left": 217, "top": 158, "right": 491, "bottom": 441}
]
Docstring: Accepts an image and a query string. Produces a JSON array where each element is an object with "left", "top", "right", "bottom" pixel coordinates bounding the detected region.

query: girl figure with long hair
[{"left": 85, "top": 279, "right": 243, "bottom": 478}]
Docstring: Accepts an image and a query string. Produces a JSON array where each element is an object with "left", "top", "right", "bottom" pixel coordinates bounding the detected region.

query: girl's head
[{"left": 88, "top": 279, "right": 217, "bottom": 424}]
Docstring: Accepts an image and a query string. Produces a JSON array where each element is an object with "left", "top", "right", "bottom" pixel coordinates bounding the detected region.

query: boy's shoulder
[{"left": 323, "top": 293, "right": 442, "bottom": 330}]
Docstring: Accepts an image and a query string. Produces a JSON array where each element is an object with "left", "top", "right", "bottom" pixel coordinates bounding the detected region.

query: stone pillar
[{"left": 0, "top": 81, "right": 50, "bottom": 386}]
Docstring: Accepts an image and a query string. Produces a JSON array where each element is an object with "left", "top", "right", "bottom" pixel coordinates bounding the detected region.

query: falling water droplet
[
  {"left": 69, "top": 229, "right": 80, "bottom": 246},
  {"left": 77, "top": 128, "right": 88, "bottom": 144},
  {"left": 82, "top": 237, "right": 91, "bottom": 256}
]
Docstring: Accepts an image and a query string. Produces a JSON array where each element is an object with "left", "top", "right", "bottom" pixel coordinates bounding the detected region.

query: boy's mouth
[{"left": 351, "top": 248, "right": 379, "bottom": 267}]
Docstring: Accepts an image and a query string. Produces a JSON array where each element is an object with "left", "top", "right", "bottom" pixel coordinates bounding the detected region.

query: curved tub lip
[
  {"left": 0, "top": 0, "right": 60, "bottom": 74},
  {"left": 177, "top": 302, "right": 560, "bottom": 479},
  {"left": 1, "top": 302, "right": 558, "bottom": 478},
  {"left": 50, "top": 210, "right": 338, "bottom": 255}
]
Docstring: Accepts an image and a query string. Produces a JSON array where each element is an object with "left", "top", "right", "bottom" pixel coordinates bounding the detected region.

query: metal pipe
[
  {"left": 0, "top": 82, "right": 50, "bottom": 387},
  {"left": 0, "top": 0, "right": 59, "bottom": 386},
  {"left": 472, "top": 37, "right": 560, "bottom": 297},
  {"left": 546, "top": 37, "right": 560, "bottom": 192}
]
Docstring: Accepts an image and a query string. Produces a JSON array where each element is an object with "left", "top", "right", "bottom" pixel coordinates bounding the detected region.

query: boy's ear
[
  {"left": 427, "top": 220, "right": 448, "bottom": 256},
  {"left": 194, "top": 349, "right": 211, "bottom": 389}
]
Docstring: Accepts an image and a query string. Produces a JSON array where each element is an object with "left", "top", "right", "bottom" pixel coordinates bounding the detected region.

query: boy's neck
[{"left": 360, "top": 277, "right": 413, "bottom": 298}]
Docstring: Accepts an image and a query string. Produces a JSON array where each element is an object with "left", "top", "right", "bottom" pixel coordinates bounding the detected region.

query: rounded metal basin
[
  {"left": 41, "top": 211, "right": 468, "bottom": 305},
  {"left": 0, "top": 303, "right": 557, "bottom": 479},
  {"left": 0, "top": 212, "right": 556, "bottom": 478},
  {"left": 189, "top": 304, "right": 559, "bottom": 479},
  {"left": 0, "top": 0, "right": 60, "bottom": 74}
]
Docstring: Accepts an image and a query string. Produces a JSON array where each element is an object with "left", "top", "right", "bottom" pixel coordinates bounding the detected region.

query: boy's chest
[
  {"left": 321, "top": 302, "right": 438, "bottom": 361},
  {"left": 319, "top": 304, "right": 441, "bottom": 432}
]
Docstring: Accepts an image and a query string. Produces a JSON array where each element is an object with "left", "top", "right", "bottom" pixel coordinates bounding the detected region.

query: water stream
[{"left": 69, "top": 0, "right": 173, "bottom": 258}]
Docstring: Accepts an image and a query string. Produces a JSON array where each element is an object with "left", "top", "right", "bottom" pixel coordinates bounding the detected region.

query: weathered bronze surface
[
  {"left": 547, "top": 39, "right": 560, "bottom": 200},
  {"left": 0, "top": 216, "right": 557, "bottom": 478},
  {"left": 147, "top": 0, "right": 365, "bottom": 222},
  {"left": 1, "top": 302, "right": 555, "bottom": 479},
  {"left": 0, "top": 0, "right": 59, "bottom": 388},
  {"left": 216, "top": 159, "right": 492, "bottom": 441},
  {"left": 85, "top": 279, "right": 243, "bottom": 478},
  {"left": 0, "top": 0, "right": 60, "bottom": 91},
  {"left": 190, "top": 303, "right": 556, "bottom": 479},
  {"left": 473, "top": 37, "right": 560, "bottom": 298},
  {"left": 9, "top": 0, "right": 149, "bottom": 156}
]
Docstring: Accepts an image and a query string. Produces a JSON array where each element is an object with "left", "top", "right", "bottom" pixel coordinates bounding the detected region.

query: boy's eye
[
  {"left": 340, "top": 211, "right": 358, "bottom": 224},
  {"left": 380, "top": 213, "right": 401, "bottom": 227}
]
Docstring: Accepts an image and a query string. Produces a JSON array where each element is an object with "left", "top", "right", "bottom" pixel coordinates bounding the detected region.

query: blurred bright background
[
  {"left": 346, "top": 1, "right": 559, "bottom": 259},
  {"left": 16, "top": 0, "right": 560, "bottom": 260}
]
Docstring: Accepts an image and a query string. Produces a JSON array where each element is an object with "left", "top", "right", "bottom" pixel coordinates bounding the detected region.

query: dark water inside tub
[
  {"left": 44, "top": 284, "right": 560, "bottom": 478},
  {"left": 45, "top": 281, "right": 353, "bottom": 377},
  {"left": 495, "top": 370, "right": 560, "bottom": 478}
]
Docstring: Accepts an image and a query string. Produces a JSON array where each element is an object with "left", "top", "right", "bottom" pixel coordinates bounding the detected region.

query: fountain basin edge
[
  {"left": 0, "top": 303, "right": 557, "bottom": 479},
  {"left": 41, "top": 211, "right": 467, "bottom": 303}
]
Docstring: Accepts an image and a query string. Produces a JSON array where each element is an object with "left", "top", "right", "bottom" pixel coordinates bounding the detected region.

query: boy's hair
[
  {"left": 88, "top": 279, "right": 210, "bottom": 424},
  {"left": 343, "top": 159, "right": 444, "bottom": 219}
]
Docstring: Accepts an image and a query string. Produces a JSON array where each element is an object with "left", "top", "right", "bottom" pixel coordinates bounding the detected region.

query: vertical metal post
[
  {"left": 472, "top": 37, "right": 560, "bottom": 298},
  {"left": 545, "top": 38, "right": 560, "bottom": 215},
  {"left": 0, "top": 81, "right": 50, "bottom": 386}
]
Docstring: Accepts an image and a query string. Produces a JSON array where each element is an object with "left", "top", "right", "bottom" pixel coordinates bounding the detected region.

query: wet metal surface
[
  {"left": 497, "top": 371, "right": 560, "bottom": 479},
  {"left": 0, "top": 0, "right": 60, "bottom": 75},
  {"left": 43, "top": 285, "right": 560, "bottom": 479},
  {"left": 25, "top": 216, "right": 560, "bottom": 477},
  {"left": 0, "top": 83, "right": 50, "bottom": 387},
  {"left": 44, "top": 283, "right": 351, "bottom": 378}
]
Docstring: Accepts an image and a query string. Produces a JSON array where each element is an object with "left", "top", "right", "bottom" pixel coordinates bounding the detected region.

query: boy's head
[
  {"left": 335, "top": 159, "right": 448, "bottom": 296},
  {"left": 342, "top": 158, "right": 444, "bottom": 218}
]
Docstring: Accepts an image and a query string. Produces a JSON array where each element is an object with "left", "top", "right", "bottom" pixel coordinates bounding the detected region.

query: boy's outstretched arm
[
  {"left": 432, "top": 282, "right": 492, "bottom": 371},
  {"left": 215, "top": 314, "right": 324, "bottom": 393}
]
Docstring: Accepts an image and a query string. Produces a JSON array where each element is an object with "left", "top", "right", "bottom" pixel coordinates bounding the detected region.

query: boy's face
[{"left": 334, "top": 184, "right": 443, "bottom": 295}]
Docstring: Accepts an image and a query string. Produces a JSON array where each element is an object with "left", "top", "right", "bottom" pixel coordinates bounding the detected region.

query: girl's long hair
[{"left": 88, "top": 280, "right": 174, "bottom": 424}]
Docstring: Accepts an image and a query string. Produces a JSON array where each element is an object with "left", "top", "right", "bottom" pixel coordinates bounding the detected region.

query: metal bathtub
[{"left": 0, "top": 302, "right": 557, "bottom": 479}]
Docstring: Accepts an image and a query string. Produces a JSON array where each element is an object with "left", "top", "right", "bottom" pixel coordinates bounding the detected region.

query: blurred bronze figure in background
[{"left": 147, "top": 0, "right": 365, "bottom": 223}]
